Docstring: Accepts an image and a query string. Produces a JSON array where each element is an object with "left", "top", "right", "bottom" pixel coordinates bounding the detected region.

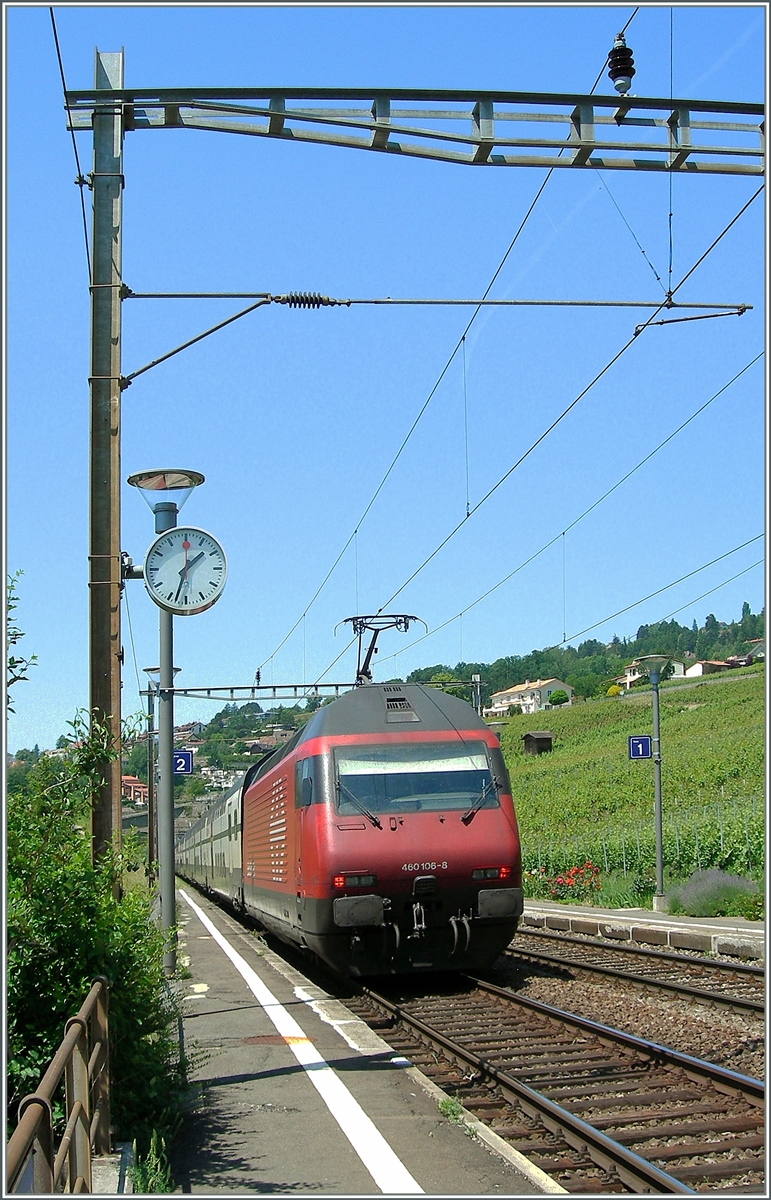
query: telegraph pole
[{"left": 89, "top": 49, "right": 124, "bottom": 862}]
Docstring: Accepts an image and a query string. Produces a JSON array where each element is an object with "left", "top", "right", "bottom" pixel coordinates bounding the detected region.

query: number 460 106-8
[{"left": 402, "top": 861, "right": 448, "bottom": 871}]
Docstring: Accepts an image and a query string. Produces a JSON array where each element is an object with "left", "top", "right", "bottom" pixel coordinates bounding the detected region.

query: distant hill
[{"left": 406, "top": 603, "right": 764, "bottom": 703}]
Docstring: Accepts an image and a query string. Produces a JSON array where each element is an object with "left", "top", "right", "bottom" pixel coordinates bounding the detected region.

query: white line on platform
[{"left": 178, "top": 888, "right": 424, "bottom": 1195}]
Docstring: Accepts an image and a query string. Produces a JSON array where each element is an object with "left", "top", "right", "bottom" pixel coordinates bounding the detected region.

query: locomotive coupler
[{"left": 408, "top": 901, "right": 426, "bottom": 939}]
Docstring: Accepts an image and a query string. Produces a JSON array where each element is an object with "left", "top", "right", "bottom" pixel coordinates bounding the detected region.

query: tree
[
  {"left": 123, "top": 739, "right": 149, "bottom": 782},
  {"left": 548, "top": 690, "right": 569, "bottom": 706},
  {"left": 577, "top": 639, "right": 605, "bottom": 658},
  {"left": 430, "top": 671, "right": 468, "bottom": 700},
  {"left": 181, "top": 776, "right": 206, "bottom": 800},
  {"left": 6, "top": 572, "right": 37, "bottom": 712}
]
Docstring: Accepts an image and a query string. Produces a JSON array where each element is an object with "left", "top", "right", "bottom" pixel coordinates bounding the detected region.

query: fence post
[
  {"left": 744, "top": 813, "right": 751, "bottom": 869},
  {"left": 64, "top": 1016, "right": 91, "bottom": 1193},
  {"left": 15, "top": 1095, "right": 54, "bottom": 1193},
  {"left": 91, "top": 977, "right": 111, "bottom": 1154}
]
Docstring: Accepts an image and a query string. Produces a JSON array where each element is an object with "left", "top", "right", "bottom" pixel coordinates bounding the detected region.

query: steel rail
[
  {"left": 362, "top": 982, "right": 695, "bottom": 1193},
  {"left": 508, "top": 944, "right": 764, "bottom": 1014},
  {"left": 467, "top": 976, "right": 765, "bottom": 1103},
  {"left": 515, "top": 929, "right": 765, "bottom": 976}
]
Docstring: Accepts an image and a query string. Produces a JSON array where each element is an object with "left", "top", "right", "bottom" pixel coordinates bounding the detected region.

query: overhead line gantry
[{"left": 67, "top": 87, "right": 764, "bottom": 175}]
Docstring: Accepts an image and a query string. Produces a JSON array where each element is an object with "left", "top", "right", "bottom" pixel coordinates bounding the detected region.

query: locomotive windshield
[{"left": 335, "top": 741, "right": 498, "bottom": 814}]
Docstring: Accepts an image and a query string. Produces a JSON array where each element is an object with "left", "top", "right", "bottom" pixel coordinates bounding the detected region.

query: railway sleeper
[
  {"left": 562, "top": 1087, "right": 704, "bottom": 1112},
  {"left": 613, "top": 1114, "right": 765, "bottom": 1141},
  {"left": 668, "top": 1159, "right": 764, "bottom": 1182},
  {"left": 640, "top": 1133, "right": 765, "bottom": 1160}
]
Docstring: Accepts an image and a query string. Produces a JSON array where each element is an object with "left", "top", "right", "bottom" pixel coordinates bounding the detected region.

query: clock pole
[
  {"left": 128, "top": 469, "right": 209, "bottom": 977},
  {"left": 155, "top": 501, "right": 179, "bottom": 975}
]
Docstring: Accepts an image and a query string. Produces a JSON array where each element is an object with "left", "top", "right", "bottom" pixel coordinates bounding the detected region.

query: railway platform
[
  {"left": 170, "top": 883, "right": 560, "bottom": 1195},
  {"left": 521, "top": 899, "right": 765, "bottom": 960}
]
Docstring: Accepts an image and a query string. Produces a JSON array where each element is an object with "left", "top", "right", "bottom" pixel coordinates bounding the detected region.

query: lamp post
[
  {"left": 142, "top": 668, "right": 158, "bottom": 879},
  {"left": 635, "top": 654, "right": 670, "bottom": 912},
  {"left": 129, "top": 470, "right": 204, "bottom": 974},
  {"left": 142, "top": 664, "right": 181, "bottom": 885}
]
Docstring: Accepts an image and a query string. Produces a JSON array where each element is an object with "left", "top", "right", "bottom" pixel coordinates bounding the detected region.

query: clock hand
[
  {"left": 178, "top": 551, "right": 205, "bottom": 579},
  {"left": 185, "top": 551, "right": 206, "bottom": 573}
]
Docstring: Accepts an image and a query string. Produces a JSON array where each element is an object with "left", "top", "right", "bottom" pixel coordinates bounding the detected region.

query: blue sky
[{"left": 5, "top": 4, "right": 766, "bottom": 752}]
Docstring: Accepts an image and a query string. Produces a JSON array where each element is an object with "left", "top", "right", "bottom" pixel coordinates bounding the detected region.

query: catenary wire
[
  {"left": 256, "top": 20, "right": 642, "bottom": 676},
  {"left": 380, "top": 535, "right": 762, "bottom": 670},
  {"left": 49, "top": 8, "right": 91, "bottom": 281},
  {"left": 376, "top": 352, "right": 763, "bottom": 665},
  {"left": 561, "top": 542, "right": 763, "bottom": 646},
  {"left": 373, "top": 187, "right": 764, "bottom": 617},
  {"left": 649, "top": 560, "right": 763, "bottom": 629}
]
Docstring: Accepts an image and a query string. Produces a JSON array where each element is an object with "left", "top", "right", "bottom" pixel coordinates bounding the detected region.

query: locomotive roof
[
  {"left": 301, "top": 682, "right": 489, "bottom": 739},
  {"left": 240, "top": 684, "right": 492, "bottom": 792}
]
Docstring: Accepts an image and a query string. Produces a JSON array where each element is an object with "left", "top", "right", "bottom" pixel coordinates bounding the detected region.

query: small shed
[{"left": 522, "top": 731, "right": 554, "bottom": 756}]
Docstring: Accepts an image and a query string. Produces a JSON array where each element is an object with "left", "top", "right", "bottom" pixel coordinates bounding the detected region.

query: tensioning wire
[
  {"left": 49, "top": 8, "right": 91, "bottom": 281},
  {"left": 373, "top": 187, "right": 763, "bottom": 618},
  {"left": 121, "top": 583, "right": 144, "bottom": 709},
  {"left": 376, "top": 351, "right": 763, "bottom": 665}
]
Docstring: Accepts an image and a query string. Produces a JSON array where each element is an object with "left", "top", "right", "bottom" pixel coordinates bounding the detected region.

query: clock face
[{"left": 143, "top": 527, "right": 227, "bottom": 616}]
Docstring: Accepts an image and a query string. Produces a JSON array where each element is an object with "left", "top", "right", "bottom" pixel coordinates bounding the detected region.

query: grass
[{"left": 498, "top": 666, "right": 764, "bottom": 903}]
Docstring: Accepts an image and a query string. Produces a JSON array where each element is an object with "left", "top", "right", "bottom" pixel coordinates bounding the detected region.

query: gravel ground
[{"left": 493, "top": 956, "right": 765, "bottom": 1081}]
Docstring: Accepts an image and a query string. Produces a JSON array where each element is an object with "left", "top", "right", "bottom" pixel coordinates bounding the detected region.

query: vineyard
[{"left": 499, "top": 666, "right": 764, "bottom": 901}]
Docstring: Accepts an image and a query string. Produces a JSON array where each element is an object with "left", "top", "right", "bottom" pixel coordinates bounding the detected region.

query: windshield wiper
[
  {"left": 461, "top": 778, "right": 498, "bottom": 825},
  {"left": 337, "top": 780, "right": 382, "bottom": 829}
]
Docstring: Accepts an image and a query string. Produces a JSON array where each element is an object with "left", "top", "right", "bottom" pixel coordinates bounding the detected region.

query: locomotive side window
[
  {"left": 295, "top": 756, "right": 319, "bottom": 807},
  {"left": 335, "top": 741, "right": 498, "bottom": 814}
]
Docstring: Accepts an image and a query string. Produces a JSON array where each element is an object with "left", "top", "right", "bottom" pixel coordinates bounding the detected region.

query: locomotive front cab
[{"left": 302, "top": 730, "right": 523, "bottom": 974}]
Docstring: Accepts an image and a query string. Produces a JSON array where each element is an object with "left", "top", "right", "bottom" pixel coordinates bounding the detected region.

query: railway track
[
  {"left": 345, "top": 975, "right": 764, "bottom": 1193},
  {"left": 506, "top": 931, "right": 765, "bottom": 1014}
]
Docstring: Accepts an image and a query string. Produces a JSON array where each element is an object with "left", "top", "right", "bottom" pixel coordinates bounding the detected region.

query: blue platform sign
[
  {"left": 173, "top": 750, "right": 193, "bottom": 775},
  {"left": 628, "top": 735, "right": 652, "bottom": 760}
]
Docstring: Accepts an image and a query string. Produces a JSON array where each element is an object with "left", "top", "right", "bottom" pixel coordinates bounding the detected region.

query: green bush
[
  {"left": 6, "top": 717, "right": 186, "bottom": 1154},
  {"left": 666, "top": 868, "right": 762, "bottom": 919}
]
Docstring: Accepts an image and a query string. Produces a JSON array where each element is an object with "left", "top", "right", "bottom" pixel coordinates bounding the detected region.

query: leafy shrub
[
  {"left": 6, "top": 716, "right": 186, "bottom": 1154},
  {"left": 666, "top": 868, "right": 761, "bottom": 918}
]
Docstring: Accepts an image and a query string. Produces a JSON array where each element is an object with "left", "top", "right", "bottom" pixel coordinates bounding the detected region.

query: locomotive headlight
[
  {"left": 472, "top": 866, "right": 511, "bottom": 880},
  {"left": 333, "top": 873, "right": 377, "bottom": 888}
]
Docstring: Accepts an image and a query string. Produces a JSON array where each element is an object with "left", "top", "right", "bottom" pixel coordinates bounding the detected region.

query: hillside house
[
  {"left": 121, "top": 774, "right": 148, "bottom": 804},
  {"left": 684, "top": 659, "right": 732, "bottom": 678},
  {"left": 483, "top": 678, "right": 573, "bottom": 717},
  {"left": 174, "top": 720, "right": 205, "bottom": 737},
  {"left": 615, "top": 659, "right": 685, "bottom": 691}
]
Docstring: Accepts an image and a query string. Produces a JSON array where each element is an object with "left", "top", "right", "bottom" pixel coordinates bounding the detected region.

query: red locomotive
[{"left": 177, "top": 681, "right": 523, "bottom": 975}]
